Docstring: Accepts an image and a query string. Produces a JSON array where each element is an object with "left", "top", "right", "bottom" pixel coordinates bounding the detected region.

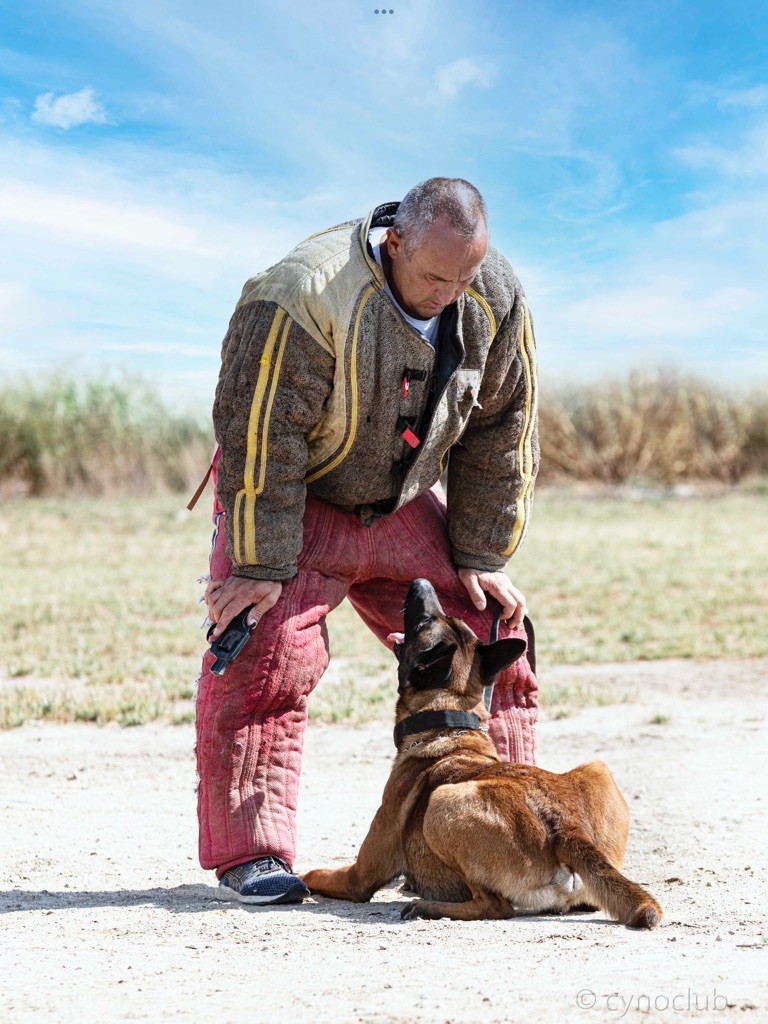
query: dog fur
[{"left": 302, "top": 579, "right": 662, "bottom": 927}]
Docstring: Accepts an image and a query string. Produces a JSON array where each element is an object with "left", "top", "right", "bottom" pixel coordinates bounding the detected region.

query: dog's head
[{"left": 390, "top": 578, "right": 527, "bottom": 718}]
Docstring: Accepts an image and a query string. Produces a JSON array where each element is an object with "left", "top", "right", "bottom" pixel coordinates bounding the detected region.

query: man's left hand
[{"left": 458, "top": 568, "right": 527, "bottom": 628}]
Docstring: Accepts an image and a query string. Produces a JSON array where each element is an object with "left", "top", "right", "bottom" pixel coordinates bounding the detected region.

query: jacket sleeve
[
  {"left": 212, "top": 300, "right": 335, "bottom": 581},
  {"left": 446, "top": 297, "right": 539, "bottom": 572}
]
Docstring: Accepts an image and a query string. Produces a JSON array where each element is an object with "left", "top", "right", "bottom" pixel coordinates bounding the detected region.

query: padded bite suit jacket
[{"left": 212, "top": 201, "right": 540, "bottom": 581}]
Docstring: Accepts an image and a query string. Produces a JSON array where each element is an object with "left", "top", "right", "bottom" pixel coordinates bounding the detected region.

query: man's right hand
[{"left": 205, "top": 576, "right": 283, "bottom": 636}]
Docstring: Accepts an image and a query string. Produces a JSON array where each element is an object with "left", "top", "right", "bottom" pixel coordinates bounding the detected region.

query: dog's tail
[{"left": 555, "top": 830, "right": 662, "bottom": 929}]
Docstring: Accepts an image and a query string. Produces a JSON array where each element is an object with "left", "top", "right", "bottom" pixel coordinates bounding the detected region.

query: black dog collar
[{"left": 393, "top": 710, "right": 482, "bottom": 748}]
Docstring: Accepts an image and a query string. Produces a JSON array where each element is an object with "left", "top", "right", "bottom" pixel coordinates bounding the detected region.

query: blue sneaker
[{"left": 214, "top": 857, "right": 310, "bottom": 905}]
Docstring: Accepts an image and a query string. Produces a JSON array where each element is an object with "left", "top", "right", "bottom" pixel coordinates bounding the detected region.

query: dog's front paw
[
  {"left": 401, "top": 899, "right": 442, "bottom": 921},
  {"left": 300, "top": 866, "right": 363, "bottom": 901},
  {"left": 300, "top": 868, "right": 335, "bottom": 894}
]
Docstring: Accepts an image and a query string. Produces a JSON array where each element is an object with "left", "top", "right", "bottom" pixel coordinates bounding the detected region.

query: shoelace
[{"left": 252, "top": 856, "right": 290, "bottom": 875}]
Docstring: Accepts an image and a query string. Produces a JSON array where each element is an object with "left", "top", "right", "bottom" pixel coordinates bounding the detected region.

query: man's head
[{"left": 382, "top": 177, "right": 488, "bottom": 320}]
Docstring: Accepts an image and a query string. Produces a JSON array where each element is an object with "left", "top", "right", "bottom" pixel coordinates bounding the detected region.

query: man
[{"left": 199, "top": 177, "right": 540, "bottom": 905}]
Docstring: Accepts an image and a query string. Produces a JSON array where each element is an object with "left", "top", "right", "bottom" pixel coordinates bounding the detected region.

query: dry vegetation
[
  {"left": 0, "top": 375, "right": 211, "bottom": 497},
  {"left": 538, "top": 369, "right": 768, "bottom": 484},
  {"left": 1, "top": 370, "right": 767, "bottom": 495}
]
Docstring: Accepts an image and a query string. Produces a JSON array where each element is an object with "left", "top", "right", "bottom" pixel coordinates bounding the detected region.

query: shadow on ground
[{"left": 0, "top": 886, "right": 618, "bottom": 927}]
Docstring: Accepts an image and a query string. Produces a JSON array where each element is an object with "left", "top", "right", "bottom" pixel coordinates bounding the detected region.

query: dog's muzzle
[{"left": 403, "top": 578, "right": 444, "bottom": 633}]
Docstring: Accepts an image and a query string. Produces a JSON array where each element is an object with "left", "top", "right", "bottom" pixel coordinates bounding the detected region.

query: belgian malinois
[{"left": 302, "top": 579, "right": 662, "bottom": 927}]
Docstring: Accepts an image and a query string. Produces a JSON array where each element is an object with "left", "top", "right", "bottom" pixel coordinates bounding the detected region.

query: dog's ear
[
  {"left": 404, "top": 640, "right": 458, "bottom": 691},
  {"left": 478, "top": 637, "right": 527, "bottom": 684}
]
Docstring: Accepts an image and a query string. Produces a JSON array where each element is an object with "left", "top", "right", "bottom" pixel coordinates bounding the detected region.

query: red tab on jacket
[{"left": 401, "top": 427, "right": 420, "bottom": 448}]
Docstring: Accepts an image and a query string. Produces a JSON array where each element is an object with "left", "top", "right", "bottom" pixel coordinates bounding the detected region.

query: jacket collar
[{"left": 358, "top": 201, "right": 400, "bottom": 286}]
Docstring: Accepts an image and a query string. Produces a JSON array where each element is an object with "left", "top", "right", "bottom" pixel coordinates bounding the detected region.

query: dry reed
[
  {"left": 0, "top": 375, "right": 213, "bottom": 497},
  {"left": 538, "top": 370, "right": 768, "bottom": 484},
  {"left": 0, "top": 370, "right": 766, "bottom": 496}
]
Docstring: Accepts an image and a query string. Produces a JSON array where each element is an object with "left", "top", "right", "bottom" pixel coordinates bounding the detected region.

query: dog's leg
[
  {"left": 401, "top": 888, "right": 514, "bottom": 922},
  {"left": 555, "top": 830, "right": 662, "bottom": 929},
  {"left": 302, "top": 803, "right": 403, "bottom": 903}
]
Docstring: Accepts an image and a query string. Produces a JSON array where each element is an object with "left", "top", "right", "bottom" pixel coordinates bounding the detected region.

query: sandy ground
[{"left": 1, "top": 659, "right": 766, "bottom": 1024}]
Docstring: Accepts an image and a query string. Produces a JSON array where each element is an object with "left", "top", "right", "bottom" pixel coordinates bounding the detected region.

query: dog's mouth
[{"left": 386, "top": 632, "right": 405, "bottom": 662}]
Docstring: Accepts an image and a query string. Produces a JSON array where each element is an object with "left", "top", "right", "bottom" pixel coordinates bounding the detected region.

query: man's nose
[{"left": 434, "top": 282, "right": 458, "bottom": 305}]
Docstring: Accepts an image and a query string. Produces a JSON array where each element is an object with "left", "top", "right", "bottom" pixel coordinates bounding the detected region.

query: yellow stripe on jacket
[
  {"left": 305, "top": 284, "right": 375, "bottom": 484},
  {"left": 466, "top": 286, "right": 497, "bottom": 341},
  {"left": 234, "top": 307, "right": 288, "bottom": 564},
  {"left": 503, "top": 303, "right": 538, "bottom": 557}
]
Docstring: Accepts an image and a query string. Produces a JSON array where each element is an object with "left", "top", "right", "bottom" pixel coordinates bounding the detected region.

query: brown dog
[{"left": 302, "top": 579, "right": 662, "bottom": 927}]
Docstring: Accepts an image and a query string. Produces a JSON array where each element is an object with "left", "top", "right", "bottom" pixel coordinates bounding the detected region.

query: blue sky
[{"left": 1, "top": 0, "right": 766, "bottom": 408}]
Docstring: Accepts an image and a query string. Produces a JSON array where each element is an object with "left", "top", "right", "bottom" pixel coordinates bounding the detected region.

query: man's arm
[
  {"left": 209, "top": 299, "right": 335, "bottom": 630},
  {"left": 447, "top": 296, "right": 539, "bottom": 612}
]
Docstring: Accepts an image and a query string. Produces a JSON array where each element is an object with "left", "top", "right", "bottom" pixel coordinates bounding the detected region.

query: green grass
[
  {"left": 1, "top": 489, "right": 766, "bottom": 728},
  {"left": 539, "top": 681, "right": 636, "bottom": 720},
  {"left": 308, "top": 668, "right": 392, "bottom": 725},
  {"left": 0, "top": 498, "right": 208, "bottom": 728},
  {"left": 510, "top": 488, "right": 768, "bottom": 663}
]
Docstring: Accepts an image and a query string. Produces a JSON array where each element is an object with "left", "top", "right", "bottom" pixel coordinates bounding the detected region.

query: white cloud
[
  {"left": 1, "top": 3, "right": 766, "bottom": 401},
  {"left": 0, "top": 136, "right": 343, "bottom": 286},
  {"left": 31, "top": 87, "right": 107, "bottom": 130},
  {"left": 530, "top": 178, "right": 768, "bottom": 384},
  {"left": 518, "top": 94, "right": 768, "bottom": 386},
  {"left": 0, "top": 182, "right": 222, "bottom": 258},
  {"left": 435, "top": 58, "right": 494, "bottom": 101},
  {"left": 565, "top": 278, "right": 756, "bottom": 343},
  {"left": 0, "top": 281, "right": 53, "bottom": 332},
  {"left": 719, "top": 84, "right": 768, "bottom": 110},
  {"left": 102, "top": 341, "right": 218, "bottom": 359},
  {"left": 0, "top": 133, "right": 371, "bottom": 407},
  {"left": 675, "top": 121, "right": 768, "bottom": 180}
]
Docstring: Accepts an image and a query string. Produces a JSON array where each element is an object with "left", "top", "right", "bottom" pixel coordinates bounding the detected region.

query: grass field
[{"left": 1, "top": 487, "right": 766, "bottom": 728}]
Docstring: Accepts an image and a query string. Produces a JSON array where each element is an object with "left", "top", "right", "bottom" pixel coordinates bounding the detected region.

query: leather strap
[
  {"left": 393, "top": 710, "right": 481, "bottom": 748},
  {"left": 483, "top": 608, "right": 504, "bottom": 711},
  {"left": 523, "top": 614, "right": 536, "bottom": 674},
  {"left": 187, "top": 460, "right": 214, "bottom": 511}
]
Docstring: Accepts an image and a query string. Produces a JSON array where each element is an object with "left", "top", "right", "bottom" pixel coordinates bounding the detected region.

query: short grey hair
[{"left": 393, "top": 177, "right": 487, "bottom": 254}]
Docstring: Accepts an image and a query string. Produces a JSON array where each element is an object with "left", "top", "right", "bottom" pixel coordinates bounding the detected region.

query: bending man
[{"left": 198, "top": 177, "right": 540, "bottom": 904}]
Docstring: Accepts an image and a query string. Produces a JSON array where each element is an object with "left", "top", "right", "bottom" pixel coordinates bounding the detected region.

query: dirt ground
[{"left": 1, "top": 658, "right": 766, "bottom": 1024}]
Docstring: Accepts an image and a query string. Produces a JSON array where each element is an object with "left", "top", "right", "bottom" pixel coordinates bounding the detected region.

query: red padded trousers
[{"left": 196, "top": 480, "right": 539, "bottom": 876}]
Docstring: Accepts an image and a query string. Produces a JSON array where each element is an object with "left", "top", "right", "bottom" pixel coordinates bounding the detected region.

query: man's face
[{"left": 384, "top": 219, "right": 488, "bottom": 321}]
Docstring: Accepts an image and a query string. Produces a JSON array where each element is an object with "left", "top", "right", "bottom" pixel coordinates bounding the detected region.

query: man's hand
[
  {"left": 205, "top": 576, "right": 283, "bottom": 636},
  {"left": 457, "top": 568, "right": 527, "bottom": 628}
]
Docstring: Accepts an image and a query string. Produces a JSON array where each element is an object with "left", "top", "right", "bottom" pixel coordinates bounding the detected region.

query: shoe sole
[{"left": 212, "top": 882, "right": 310, "bottom": 906}]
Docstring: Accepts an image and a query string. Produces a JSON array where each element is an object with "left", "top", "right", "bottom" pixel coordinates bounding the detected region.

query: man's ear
[
  {"left": 385, "top": 227, "right": 405, "bottom": 262},
  {"left": 479, "top": 637, "right": 527, "bottom": 684},
  {"left": 407, "top": 640, "right": 458, "bottom": 690}
]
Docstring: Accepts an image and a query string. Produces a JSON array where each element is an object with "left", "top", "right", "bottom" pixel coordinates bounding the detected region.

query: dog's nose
[{"left": 409, "top": 578, "right": 434, "bottom": 598}]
